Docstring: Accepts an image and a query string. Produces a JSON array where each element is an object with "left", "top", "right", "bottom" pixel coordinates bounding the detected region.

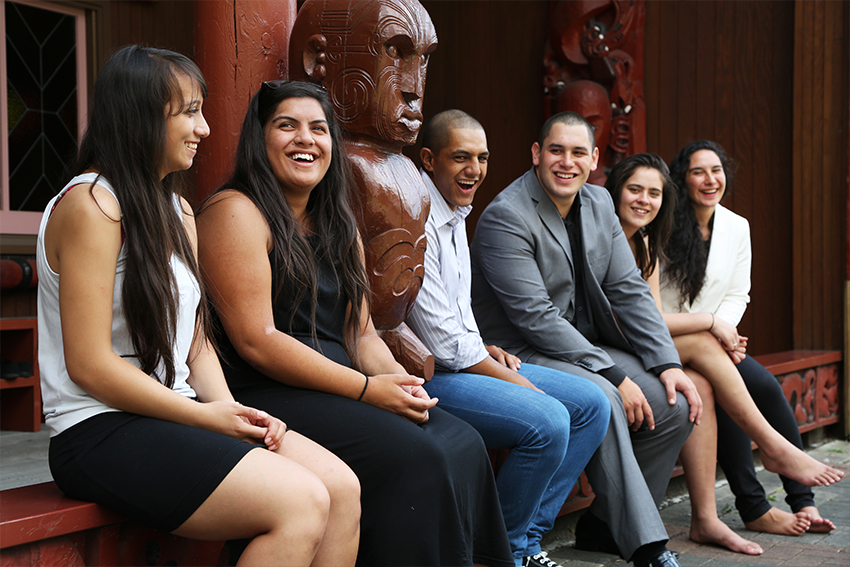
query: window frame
[{"left": 1, "top": 0, "right": 87, "bottom": 235}]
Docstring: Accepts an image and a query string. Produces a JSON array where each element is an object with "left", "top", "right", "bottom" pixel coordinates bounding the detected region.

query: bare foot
[
  {"left": 759, "top": 442, "right": 844, "bottom": 487},
  {"left": 744, "top": 507, "right": 810, "bottom": 535},
  {"left": 690, "top": 516, "right": 763, "bottom": 555},
  {"left": 798, "top": 506, "right": 836, "bottom": 533}
]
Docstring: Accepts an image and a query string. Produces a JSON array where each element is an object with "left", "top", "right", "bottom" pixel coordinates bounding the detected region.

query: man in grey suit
[{"left": 470, "top": 111, "right": 702, "bottom": 567}]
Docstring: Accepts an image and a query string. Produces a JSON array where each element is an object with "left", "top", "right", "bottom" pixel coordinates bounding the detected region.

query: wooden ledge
[
  {"left": 753, "top": 350, "right": 842, "bottom": 376},
  {"left": 0, "top": 482, "right": 123, "bottom": 549}
]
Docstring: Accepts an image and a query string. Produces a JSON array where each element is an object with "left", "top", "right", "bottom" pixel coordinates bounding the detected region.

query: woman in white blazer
[
  {"left": 606, "top": 153, "right": 841, "bottom": 556},
  {"left": 661, "top": 141, "right": 841, "bottom": 537}
]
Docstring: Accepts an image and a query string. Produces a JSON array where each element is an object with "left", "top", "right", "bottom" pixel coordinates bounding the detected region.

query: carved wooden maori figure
[
  {"left": 290, "top": 0, "right": 438, "bottom": 377},
  {"left": 544, "top": 0, "right": 646, "bottom": 185}
]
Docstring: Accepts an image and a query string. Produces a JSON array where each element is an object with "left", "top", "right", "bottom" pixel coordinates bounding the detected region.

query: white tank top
[{"left": 37, "top": 173, "right": 199, "bottom": 436}]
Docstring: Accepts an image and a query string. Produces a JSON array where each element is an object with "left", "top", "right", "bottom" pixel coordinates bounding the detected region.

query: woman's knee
[
  {"left": 676, "top": 330, "right": 722, "bottom": 360},
  {"left": 324, "top": 462, "right": 361, "bottom": 519},
  {"left": 178, "top": 450, "right": 331, "bottom": 543},
  {"left": 261, "top": 458, "right": 332, "bottom": 533}
]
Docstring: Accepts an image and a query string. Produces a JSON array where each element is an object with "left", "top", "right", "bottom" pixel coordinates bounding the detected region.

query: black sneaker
[{"left": 522, "top": 551, "right": 563, "bottom": 567}]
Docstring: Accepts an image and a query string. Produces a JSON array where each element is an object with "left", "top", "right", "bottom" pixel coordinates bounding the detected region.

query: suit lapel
[{"left": 527, "top": 173, "right": 573, "bottom": 271}]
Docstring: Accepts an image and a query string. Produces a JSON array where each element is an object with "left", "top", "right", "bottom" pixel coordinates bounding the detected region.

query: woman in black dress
[{"left": 196, "top": 80, "right": 512, "bottom": 567}]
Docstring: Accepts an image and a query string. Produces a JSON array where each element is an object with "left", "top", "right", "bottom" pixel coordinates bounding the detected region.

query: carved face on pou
[{"left": 290, "top": 0, "right": 438, "bottom": 148}]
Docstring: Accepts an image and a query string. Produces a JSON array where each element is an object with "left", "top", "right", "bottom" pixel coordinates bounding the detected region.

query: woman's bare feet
[
  {"left": 744, "top": 507, "right": 810, "bottom": 535},
  {"left": 759, "top": 441, "right": 844, "bottom": 487},
  {"left": 690, "top": 516, "right": 763, "bottom": 555},
  {"left": 798, "top": 506, "right": 836, "bottom": 533}
]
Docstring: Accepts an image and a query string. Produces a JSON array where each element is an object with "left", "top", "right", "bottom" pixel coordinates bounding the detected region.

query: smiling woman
[
  {"left": 161, "top": 74, "right": 208, "bottom": 178},
  {"left": 659, "top": 141, "right": 843, "bottom": 537},
  {"left": 263, "top": 95, "right": 331, "bottom": 204},
  {"left": 196, "top": 80, "right": 513, "bottom": 567},
  {"left": 605, "top": 150, "right": 843, "bottom": 554},
  {"left": 36, "top": 46, "right": 358, "bottom": 567}
]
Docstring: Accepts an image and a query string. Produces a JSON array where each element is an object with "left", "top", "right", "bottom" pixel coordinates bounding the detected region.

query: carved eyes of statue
[{"left": 383, "top": 38, "right": 431, "bottom": 72}]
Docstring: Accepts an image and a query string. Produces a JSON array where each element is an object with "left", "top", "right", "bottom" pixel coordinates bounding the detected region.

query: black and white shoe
[{"left": 522, "top": 551, "right": 563, "bottom": 567}]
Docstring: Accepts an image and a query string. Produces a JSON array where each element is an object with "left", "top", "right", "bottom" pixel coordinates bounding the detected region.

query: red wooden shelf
[{"left": 0, "top": 318, "right": 41, "bottom": 431}]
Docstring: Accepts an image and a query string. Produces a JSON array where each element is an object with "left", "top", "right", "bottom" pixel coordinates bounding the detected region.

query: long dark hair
[
  {"left": 605, "top": 153, "right": 678, "bottom": 279},
  {"left": 663, "top": 140, "right": 736, "bottom": 307},
  {"left": 72, "top": 45, "right": 208, "bottom": 388},
  {"left": 204, "top": 81, "right": 368, "bottom": 359}
]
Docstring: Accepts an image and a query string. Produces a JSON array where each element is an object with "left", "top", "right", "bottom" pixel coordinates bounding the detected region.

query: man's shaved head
[{"left": 420, "top": 109, "right": 484, "bottom": 154}]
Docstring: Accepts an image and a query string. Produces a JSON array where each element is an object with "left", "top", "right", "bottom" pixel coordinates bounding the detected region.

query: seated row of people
[{"left": 37, "top": 45, "right": 841, "bottom": 567}]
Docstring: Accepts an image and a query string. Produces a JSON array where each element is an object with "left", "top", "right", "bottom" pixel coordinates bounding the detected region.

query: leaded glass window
[{"left": 2, "top": 0, "right": 85, "bottom": 235}]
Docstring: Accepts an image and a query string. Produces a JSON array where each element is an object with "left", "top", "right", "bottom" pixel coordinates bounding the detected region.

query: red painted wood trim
[
  {"left": 0, "top": 483, "right": 123, "bottom": 549},
  {"left": 753, "top": 350, "right": 842, "bottom": 376}
]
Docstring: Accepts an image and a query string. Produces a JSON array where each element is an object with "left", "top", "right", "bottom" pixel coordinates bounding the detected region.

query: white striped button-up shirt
[{"left": 407, "top": 169, "right": 490, "bottom": 371}]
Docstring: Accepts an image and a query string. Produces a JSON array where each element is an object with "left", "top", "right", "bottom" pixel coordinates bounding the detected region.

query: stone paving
[{"left": 541, "top": 437, "right": 850, "bottom": 567}]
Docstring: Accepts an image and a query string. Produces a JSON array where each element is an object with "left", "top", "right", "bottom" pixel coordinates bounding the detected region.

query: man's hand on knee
[
  {"left": 617, "top": 377, "right": 654, "bottom": 431},
  {"left": 659, "top": 368, "right": 703, "bottom": 425}
]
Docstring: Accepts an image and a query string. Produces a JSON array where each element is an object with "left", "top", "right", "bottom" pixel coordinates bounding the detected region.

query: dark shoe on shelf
[
  {"left": 1, "top": 359, "right": 21, "bottom": 379},
  {"left": 522, "top": 551, "right": 563, "bottom": 567},
  {"left": 573, "top": 511, "right": 621, "bottom": 557}
]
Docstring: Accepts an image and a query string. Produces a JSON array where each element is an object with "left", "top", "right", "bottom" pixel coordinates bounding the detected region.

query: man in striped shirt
[{"left": 407, "top": 109, "right": 610, "bottom": 567}]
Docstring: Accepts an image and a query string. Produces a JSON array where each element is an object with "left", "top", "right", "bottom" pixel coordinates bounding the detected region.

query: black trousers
[{"left": 715, "top": 355, "right": 815, "bottom": 522}]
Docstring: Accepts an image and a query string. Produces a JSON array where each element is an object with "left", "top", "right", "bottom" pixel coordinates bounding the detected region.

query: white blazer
[{"left": 660, "top": 204, "right": 751, "bottom": 326}]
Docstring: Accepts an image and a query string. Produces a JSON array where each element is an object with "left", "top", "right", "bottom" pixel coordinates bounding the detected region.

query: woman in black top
[{"left": 196, "top": 80, "right": 512, "bottom": 567}]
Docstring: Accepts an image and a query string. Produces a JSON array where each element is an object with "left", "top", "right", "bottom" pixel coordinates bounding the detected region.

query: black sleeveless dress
[{"left": 218, "top": 244, "right": 512, "bottom": 567}]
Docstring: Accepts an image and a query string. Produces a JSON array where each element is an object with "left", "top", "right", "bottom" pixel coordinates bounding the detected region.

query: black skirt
[
  {"left": 49, "top": 411, "right": 257, "bottom": 533},
  {"left": 235, "top": 383, "right": 514, "bottom": 567}
]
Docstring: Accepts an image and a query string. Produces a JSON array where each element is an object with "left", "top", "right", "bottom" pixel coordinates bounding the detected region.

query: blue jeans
[{"left": 425, "top": 363, "right": 610, "bottom": 565}]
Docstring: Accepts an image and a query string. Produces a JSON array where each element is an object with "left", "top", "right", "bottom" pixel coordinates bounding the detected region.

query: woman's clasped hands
[
  {"left": 708, "top": 315, "right": 748, "bottom": 364},
  {"left": 361, "top": 374, "right": 438, "bottom": 424},
  {"left": 198, "top": 400, "right": 288, "bottom": 451}
]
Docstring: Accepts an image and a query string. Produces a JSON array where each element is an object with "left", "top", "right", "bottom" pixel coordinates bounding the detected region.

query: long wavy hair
[
  {"left": 605, "top": 153, "right": 678, "bottom": 279},
  {"left": 71, "top": 45, "right": 208, "bottom": 388},
  {"left": 663, "top": 140, "right": 736, "bottom": 307},
  {"left": 204, "top": 81, "right": 368, "bottom": 358}
]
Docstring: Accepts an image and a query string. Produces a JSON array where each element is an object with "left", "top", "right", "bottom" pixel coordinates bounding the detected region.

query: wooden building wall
[
  {"left": 644, "top": 0, "right": 848, "bottom": 354},
  {"left": 791, "top": 0, "right": 848, "bottom": 352}
]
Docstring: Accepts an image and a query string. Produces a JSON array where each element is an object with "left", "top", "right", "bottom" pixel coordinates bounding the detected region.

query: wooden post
[{"left": 192, "top": 0, "right": 297, "bottom": 205}]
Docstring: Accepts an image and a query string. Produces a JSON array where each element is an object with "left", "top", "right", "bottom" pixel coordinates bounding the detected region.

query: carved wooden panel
[
  {"left": 777, "top": 362, "right": 842, "bottom": 432},
  {"left": 543, "top": 0, "right": 646, "bottom": 185},
  {"left": 289, "top": 0, "right": 438, "bottom": 377}
]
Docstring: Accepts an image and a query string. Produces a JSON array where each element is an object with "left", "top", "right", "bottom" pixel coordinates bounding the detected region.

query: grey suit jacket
[{"left": 470, "top": 167, "right": 680, "bottom": 377}]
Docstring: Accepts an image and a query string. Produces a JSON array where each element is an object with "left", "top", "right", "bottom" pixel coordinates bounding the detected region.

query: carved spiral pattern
[
  {"left": 329, "top": 69, "right": 375, "bottom": 125},
  {"left": 367, "top": 31, "right": 382, "bottom": 56},
  {"left": 373, "top": 69, "right": 402, "bottom": 141},
  {"left": 324, "top": 34, "right": 345, "bottom": 66},
  {"left": 373, "top": 0, "right": 435, "bottom": 47}
]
